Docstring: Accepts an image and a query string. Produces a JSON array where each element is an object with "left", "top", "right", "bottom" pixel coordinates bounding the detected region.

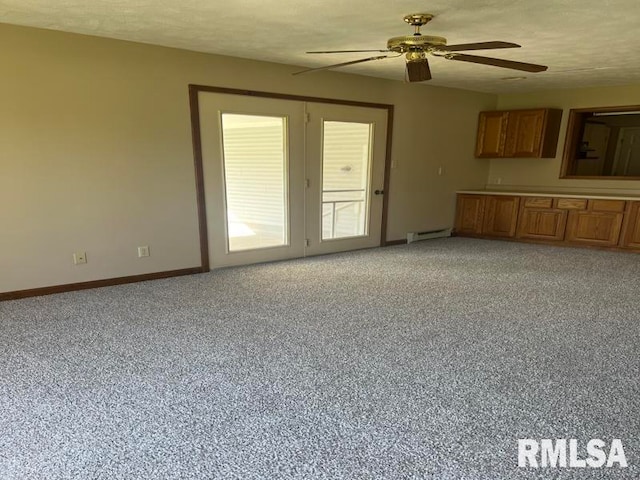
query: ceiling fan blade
[
  {"left": 446, "top": 53, "right": 548, "bottom": 72},
  {"left": 292, "top": 55, "right": 391, "bottom": 75},
  {"left": 438, "top": 41, "right": 521, "bottom": 52},
  {"left": 307, "top": 49, "right": 390, "bottom": 54},
  {"left": 406, "top": 58, "right": 432, "bottom": 82}
]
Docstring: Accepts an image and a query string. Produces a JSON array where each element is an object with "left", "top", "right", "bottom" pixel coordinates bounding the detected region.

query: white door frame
[{"left": 188, "top": 85, "right": 394, "bottom": 271}]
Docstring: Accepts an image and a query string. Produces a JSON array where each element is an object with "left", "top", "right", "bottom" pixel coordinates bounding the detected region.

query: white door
[
  {"left": 613, "top": 127, "right": 640, "bottom": 176},
  {"left": 198, "top": 92, "right": 388, "bottom": 267},
  {"left": 199, "top": 93, "right": 306, "bottom": 267},
  {"left": 305, "top": 103, "right": 387, "bottom": 256}
]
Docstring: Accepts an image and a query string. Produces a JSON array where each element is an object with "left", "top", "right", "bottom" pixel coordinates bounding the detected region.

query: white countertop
[{"left": 457, "top": 190, "right": 640, "bottom": 201}]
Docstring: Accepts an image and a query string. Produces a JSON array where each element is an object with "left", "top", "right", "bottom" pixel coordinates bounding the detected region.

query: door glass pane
[
  {"left": 221, "top": 114, "right": 288, "bottom": 251},
  {"left": 321, "top": 121, "right": 372, "bottom": 240}
]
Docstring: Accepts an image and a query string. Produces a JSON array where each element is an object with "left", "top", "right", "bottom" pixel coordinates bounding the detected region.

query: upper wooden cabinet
[
  {"left": 475, "top": 108, "right": 563, "bottom": 158},
  {"left": 475, "top": 111, "right": 508, "bottom": 158}
]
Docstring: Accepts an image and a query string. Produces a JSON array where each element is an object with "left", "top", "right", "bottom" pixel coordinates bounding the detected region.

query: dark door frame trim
[{"left": 188, "top": 84, "right": 395, "bottom": 272}]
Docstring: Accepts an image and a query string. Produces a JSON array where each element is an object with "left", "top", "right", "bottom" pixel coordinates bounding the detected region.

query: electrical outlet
[
  {"left": 73, "top": 252, "right": 87, "bottom": 265},
  {"left": 137, "top": 245, "right": 150, "bottom": 258}
]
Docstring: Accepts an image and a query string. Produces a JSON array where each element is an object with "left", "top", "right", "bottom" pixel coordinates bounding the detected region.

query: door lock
[{"left": 374, "top": 189, "right": 384, "bottom": 195}]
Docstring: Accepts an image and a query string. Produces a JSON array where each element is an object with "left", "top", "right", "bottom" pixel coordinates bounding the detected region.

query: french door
[
  {"left": 305, "top": 102, "right": 387, "bottom": 256},
  {"left": 198, "top": 92, "right": 388, "bottom": 268}
]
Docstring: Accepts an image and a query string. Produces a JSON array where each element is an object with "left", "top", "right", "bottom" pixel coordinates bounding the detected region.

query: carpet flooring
[{"left": 1, "top": 237, "right": 638, "bottom": 479}]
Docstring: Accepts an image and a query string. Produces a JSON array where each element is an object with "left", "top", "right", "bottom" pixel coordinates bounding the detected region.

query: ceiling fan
[{"left": 293, "top": 13, "right": 547, "bottom": 82}]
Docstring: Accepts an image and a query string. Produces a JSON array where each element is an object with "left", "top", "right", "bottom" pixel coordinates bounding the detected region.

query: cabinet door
[
  {"left": 504, "top": 109, "right": 546, "bottom": 157},
  {"left": 565, "top": 211, "right": 624, "bottom": 246},
  {"left": 475, "top": 111, "right": 508, "bottom": 157},
  {"left": 455, "top": 195, "right": 485, "bottom": 235},
  {"left": 516, "top": 197, "right": 566, "bottom": 241},
  {"left": 482, "top": 196, "right": 520, "bottom": 237},
  {"left": 620, "top": 201, "right": 640, "bottom": 249}
]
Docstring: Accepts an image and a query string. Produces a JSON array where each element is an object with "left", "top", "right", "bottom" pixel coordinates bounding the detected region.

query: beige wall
[
  {"left": 0, "top": 23, "right": 495, "bottom": 293},
  {"left": 488, "top": 84, "right": 640, "bottom": 194}
]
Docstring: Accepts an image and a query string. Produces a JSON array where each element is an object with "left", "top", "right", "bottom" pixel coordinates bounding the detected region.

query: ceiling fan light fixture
[
  {"left": 406, "top": 58, "right": 431, "bottom": 82},
  {"left": 406, "top": 51, "right": 426, "bottom": 62}
]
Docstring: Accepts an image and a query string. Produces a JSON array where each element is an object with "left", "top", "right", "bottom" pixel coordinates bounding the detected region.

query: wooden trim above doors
[
  {"left": 189, "top": 85, "right": 394, "bottom": 110},
  {"left": 187, "top": 84, "right": 395, "bottom": 271}
]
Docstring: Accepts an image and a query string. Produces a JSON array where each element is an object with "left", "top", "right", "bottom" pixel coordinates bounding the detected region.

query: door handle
[{"left": 374, "top": 189, "right": 384, "bottom": 195}]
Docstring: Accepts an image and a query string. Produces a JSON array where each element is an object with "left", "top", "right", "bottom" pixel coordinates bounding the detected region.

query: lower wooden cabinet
[
  {"left": 516, "top": 197, "right": 567, "bottom": 241},
  {"left": 455, "top": 193, "right": 639, "bottom": 253},
  {"left": 455, "top": 194, "right": 485, "bottom": 234},
  {"left": 620, "top": 201, "right": 640, "bottom": 248},
  {"left": 565, "top": 211, "right": 624, "bottom": 246},
  {"left": 564, "top": 199, "right": 625, "bottom": 247},
  {"left": 453, "top": 194, "right": 520, "bottom": 237},
  {"left": 482, "top": 196, "right": 520, "bottom": 237}
]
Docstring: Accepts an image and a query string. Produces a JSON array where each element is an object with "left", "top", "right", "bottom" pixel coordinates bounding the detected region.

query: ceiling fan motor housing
[{"left": 387, "top": 35, "right": 447, "bottom": 53}]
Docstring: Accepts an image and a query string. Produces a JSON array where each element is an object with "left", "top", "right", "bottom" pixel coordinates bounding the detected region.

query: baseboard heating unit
[{"left": 406, "top": 228, "right": 452, "bottom": 244}]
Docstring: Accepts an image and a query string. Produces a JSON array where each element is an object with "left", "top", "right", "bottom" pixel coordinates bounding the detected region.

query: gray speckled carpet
[{"left": 1, "top": 237, "right": 639, "bottom": 479}]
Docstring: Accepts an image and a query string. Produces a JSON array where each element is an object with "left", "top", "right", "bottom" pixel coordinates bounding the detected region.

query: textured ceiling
[{"left": 2, "top": 0, "right": 640, "bottom": 93}]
